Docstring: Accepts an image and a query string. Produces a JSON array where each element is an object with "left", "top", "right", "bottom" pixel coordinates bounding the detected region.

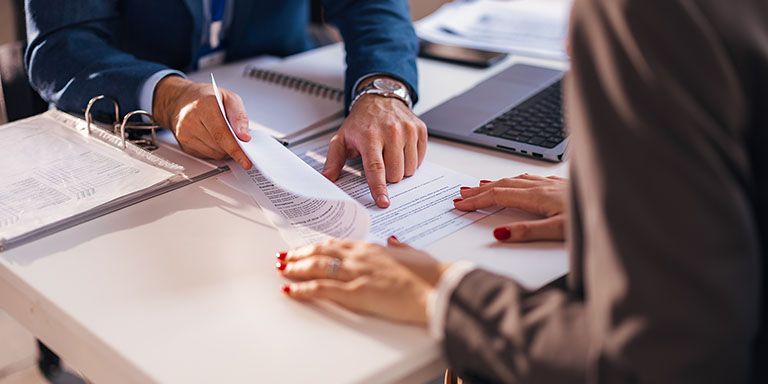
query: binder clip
[{"left": 85, "top": 95, "right": 160, "bottom": 151}]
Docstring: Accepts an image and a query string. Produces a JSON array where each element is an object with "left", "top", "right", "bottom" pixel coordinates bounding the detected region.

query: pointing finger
[{"left": 361, "top": 145, "right": 390, "bottom": 208}]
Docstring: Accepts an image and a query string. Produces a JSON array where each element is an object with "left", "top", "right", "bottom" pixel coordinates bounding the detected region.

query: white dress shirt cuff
[
  {"left": 139, "top": 69, "right": 187, "bottom": 114},
  {"left": 427, "top": 261, "right": 477, "bottom": 340}
]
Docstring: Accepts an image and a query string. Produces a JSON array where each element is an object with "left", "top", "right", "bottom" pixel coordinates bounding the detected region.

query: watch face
[{"left": 373, "top": 78, "right": 402, "bottom": 92}]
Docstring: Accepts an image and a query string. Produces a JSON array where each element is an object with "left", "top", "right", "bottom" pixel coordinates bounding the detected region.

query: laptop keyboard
[{"left": 473, "top": 80, "right": 565, "bottom": 149}]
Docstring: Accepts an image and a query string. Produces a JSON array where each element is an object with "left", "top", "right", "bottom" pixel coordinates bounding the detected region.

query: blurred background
[
  {"left": 0, "top": 0, "right": 20, "bottom": 45},
  {"left": 0, "top": 0, "right": 449, "bottom": 45}
]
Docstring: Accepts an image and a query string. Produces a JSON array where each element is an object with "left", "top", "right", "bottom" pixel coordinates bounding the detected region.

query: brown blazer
[{"left": 441, "top": 0, "right": 768, "bottom": 382}]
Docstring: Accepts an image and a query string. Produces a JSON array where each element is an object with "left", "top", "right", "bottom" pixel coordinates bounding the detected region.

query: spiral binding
[{"left": 243, "top": 66, "right": 344, "bottom": 103}]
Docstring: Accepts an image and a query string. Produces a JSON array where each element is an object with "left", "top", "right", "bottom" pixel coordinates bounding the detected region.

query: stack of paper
[
  {"left": 417, "top": 0, "right": 572, "bottom": 60},
  {"left": 0, "top": 112, "right": 176, "bottom": 248}
]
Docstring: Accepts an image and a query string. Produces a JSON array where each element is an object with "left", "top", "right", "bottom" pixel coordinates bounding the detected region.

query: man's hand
[
  {"left": 153, "top": 76, "right": 253, "bottom": 169},
  {"left": 322, "top": 79, "right": 427, "bottom": 208}
]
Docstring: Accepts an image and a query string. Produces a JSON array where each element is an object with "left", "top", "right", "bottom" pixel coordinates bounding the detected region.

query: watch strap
[{"left": 349, "top": 79, "right": 413, "bottom": 113}]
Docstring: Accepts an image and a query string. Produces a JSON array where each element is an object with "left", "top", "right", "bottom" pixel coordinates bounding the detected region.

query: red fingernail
[
  {"left": 276, "top": 261, "right": 287, "bottom": 271},
  {"left": 480, "top": 180, "right": 492, "bottom": 184},
  {"left": 493, "top": 227, "right": 511, "bottom": 241},
  {"left": 460, "top": 186, "right": 471, "bottom": 190},
  {"left": 282, "top": 284, "right": 291, "bottom": 295},
  {"left": 388, "top": 235, "right": 398, "bottom": 241},
  {"left": 453, "top": 198, "right": 463, "bottom": 203},
  {"left": 276, "top": 251, "right": 287, "bottom": 261}
]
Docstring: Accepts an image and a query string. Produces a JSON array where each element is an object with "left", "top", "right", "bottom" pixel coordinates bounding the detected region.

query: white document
[
  {"left": 292, "top": 140, "right": 498, "bottom": 247},
  {"left": 417, "top": 0, "right": 572, "bottom": 60},
  {"left": 0, "top": 114, "right": 174, "bottom": 242},
  {"left": 212, "top": 76, "right": 497, "bottom": 248}
]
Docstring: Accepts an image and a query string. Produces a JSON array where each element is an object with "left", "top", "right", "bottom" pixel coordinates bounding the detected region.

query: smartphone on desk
[{"left": 419, "top": 40, "right": 508, "bottom": 68}]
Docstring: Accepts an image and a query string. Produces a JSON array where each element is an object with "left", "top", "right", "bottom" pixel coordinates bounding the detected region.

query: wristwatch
[{"left": 349, "top": 77, "right": 413, "bottom": 112}]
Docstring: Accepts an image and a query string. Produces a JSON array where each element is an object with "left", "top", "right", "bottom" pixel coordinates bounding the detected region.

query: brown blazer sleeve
[
  {"left": 442, "top": 0, "right": 767, "bottom": 383},
  {"left": 443, "top": 270, "right": 588, "bottom": 383}
]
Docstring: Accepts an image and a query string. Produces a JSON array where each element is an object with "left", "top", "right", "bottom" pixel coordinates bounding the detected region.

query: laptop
[{"left": 420, "top": 64, "right": 566, "bottom": 162}]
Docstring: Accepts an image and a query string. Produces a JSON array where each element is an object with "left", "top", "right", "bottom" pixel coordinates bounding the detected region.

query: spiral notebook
[{"left": 188, "top": 58, "right": 345, "bottom": 146}]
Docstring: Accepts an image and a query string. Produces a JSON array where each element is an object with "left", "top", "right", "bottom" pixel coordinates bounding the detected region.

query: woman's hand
[
  {"left": 276, "top": 237, "right": 448, "bottom": 325},
  {"left": 454, "top": 174, "right": 568, "bottom": 242}
]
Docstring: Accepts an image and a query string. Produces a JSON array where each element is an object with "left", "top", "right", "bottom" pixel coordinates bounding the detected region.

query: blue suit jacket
[{"left": 24, "top": 0, "right": 418, "bottom": 118}]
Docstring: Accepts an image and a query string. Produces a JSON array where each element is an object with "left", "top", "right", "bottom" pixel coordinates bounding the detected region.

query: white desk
[{"left": 0, "top": 44, "right": 568, "bottom": 383}]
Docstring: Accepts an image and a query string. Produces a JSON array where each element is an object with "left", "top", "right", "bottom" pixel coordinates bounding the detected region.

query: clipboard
[{"left": 0, "top": 96, "right": 228, "bottom": 252}]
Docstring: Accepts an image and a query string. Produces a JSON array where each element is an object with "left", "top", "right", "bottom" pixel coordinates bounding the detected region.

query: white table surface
[{"left": 0, "top": 44, "right": 569, "bottom": 384}]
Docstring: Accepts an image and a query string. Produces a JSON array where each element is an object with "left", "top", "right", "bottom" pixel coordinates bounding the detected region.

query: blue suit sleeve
[
  {"left": 319, "top": 0, "right": 419, "bottom": 110},
  {"left": 24, "top": 0, "right": 174, "bottom": 120}
]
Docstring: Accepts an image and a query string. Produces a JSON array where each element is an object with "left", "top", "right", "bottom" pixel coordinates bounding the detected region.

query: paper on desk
[
  {"left": 291, "top": 140, "right": 499, "bottom": 248},
  {"left": 212, "top": 75, "right": 369, "bottom": 244},
  {"left": 212, "top": 75, "right": 497, "bottom": 248},
  {"left": 417, "top": 0, "right": 572, "bottom": 60}
]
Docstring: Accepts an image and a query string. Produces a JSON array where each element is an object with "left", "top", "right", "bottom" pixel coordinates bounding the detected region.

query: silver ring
[{"left": 327, "top": 258, "right": 341, "bottom": 278}]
